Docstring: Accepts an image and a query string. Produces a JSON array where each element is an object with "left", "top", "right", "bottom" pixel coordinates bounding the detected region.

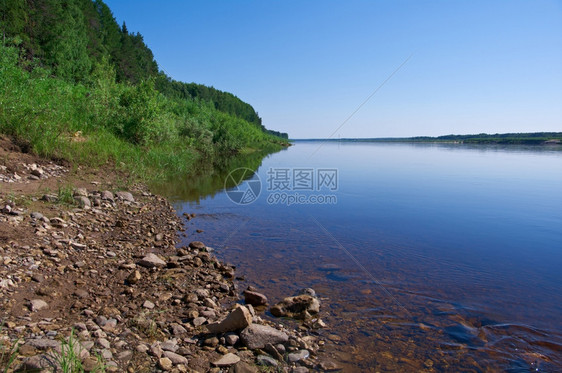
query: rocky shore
[{"left": 0, "top": 137, "right": 337, "bottom": 372}]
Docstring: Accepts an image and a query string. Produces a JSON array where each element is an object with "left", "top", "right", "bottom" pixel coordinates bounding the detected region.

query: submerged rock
[{"left": 270, "top": 292, "right": 320, "bottom": 320}]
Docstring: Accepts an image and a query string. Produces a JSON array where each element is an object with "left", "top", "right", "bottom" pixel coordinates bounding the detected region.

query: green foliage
[
  {"left": 57, "top": 185, "right": 76, "bottom": 205},
  {"left": 0, "top": 0, "right": 289, "bottom": 184},
  {"left": 0, "top": 324, "right": 20, "bottom": 373},
  {"left": 53, "top": 330, "right": 84, "bottom": 373},
  {"left": 0, "top": 43, "right": 286, "bottom": 182}
]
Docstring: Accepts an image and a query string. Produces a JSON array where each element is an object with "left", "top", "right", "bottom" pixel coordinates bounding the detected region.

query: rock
[
  {"left": 26, "top": 339, "right": 60, "bottom": 350},
  {"left": 240, "top": 324, "right": 289, "bottom": 350},
  {"left": 158, "top": 357, "right": 173, "bottom": 371},
  {"left": 170, "top": 323, "right": 187, "bottom": 336},
  {"left": 299, "top": 288, "right": 316, "bottom": 297},
  {"left": 244, "top": 289, "right": 268, "bottom": 307},
  {"left": 73, "top": 188, "right": 88, "bottom": 197},
  {"left": 207, "top": 306, "right": 252, "bottom": 334},
  {"left": 317, "top": 360, "right": 342, "bottom": 371},
  {"left": 96, "top": 338, "right": 111, "bottom": 349},
  {"left": 75, "top": 196, "right": 91, "bottom": 209},
  {"left": 30, "top": 212, "right": 45, "bottom": 220},
  {"left": 160, "top": 340, "right": 178, "bottom": 352},
  {"left": 31, "top": 168, "right": 44, "bottom": 177},
  {"left": 115, "top": 191, "right": 134, "bottom": 202},
  {"left": 229, "top": 361, "right": 259, "bottom": 373},
  {"left": 270, "top": 294, "right": 320, "bottom": 320},
  {"left": 189, "top": 241, "right": 206, "bottom": 250},
  {"left": 264, "top": 344, "right": 284, "bottom": 361},
  {"left": 203, "top": 337, "right": 219, "bottom": 348},
  {"left": 224, "top": 333, "right": 239, "bottom": 346},
  {"left": 142, "top": 300, "right": 155, "bottom": 309},
  {"left": 212, "top": 352, "right": 240, "bottom": 367},
  {"left": 101, "top": 190, "right": 114, "bottom": 201},
  {"left": 193, "top": 317, "right": 206, "bottom": 327},
  {"left": 137, "top": 253, "right": 166, "bottom": 268},
  {"left": 292, "top": 367, "right": 309, "bottom": 373},
  {"left": 126, "top": 270, "right": 141, "bottom": 284},
  {"left": 18, "top": 354, "right": 58, "bottom": 371},
  {"left": 163, "top": 351, "right": 188, "bottom": 365},
  {"left": 256, "top": 355, "right": 278, "bottom": 367},
  {"left": 288, "top": 350, "right": 309, "bottom": 363},
  {"left": 41, "top": 194, "right": 58, "bottom": 203},
  {"left": 29, "top": 299, "right": 49, "bottom": 311}
]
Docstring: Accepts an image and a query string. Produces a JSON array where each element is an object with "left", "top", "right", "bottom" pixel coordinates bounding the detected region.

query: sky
[{"left": 104, "top": 0, "right": 562, "bottom": 139}]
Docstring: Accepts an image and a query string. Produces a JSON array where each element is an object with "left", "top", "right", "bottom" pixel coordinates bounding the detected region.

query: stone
[
  {"left": 73, "top": 188, "right": 88, "bottom": 197},
  {"left": 158, "top": 357, "right": 173, "bottom": 371},
  {"left": 229, "top": 361, "right": 259, "bottom": 373},
  {"left": 264, "top": 344, "right": 284, "bottom": 361},
  {"left": 137, "top": 253, "right": 166, "bottom": 268},
  {"left": 288, "top": 349, "right": 309, "bottom": 363},
  {"left": 244, "top": 289, "right": 268, "bottom": 307},
  {"left": 224, "top": 333, "right": 239, "bottom": 346},
  {"left": 170, "top": 323, "right": 187, "bottom": 336},
  {"left": 292, "top": 367, "right": 309, "bottom": 373},
  {"left": 203, "top": 337, "right": 219, "bottom": 347},
  {"left": 101, "top": 191, "right": 114, "bottom": 201},
  {"left": 31, "top": 168, "right": 44, "bottom": 177},
  {"left": 75, "top": 196, "right": 91, "bottom": 209},
  {"left": 270, "top": 294, "right": 320, "bottom": 320},
  {"left": 207, "top": 306, "right": 252, "bottom": 334},
  {"left": 189, "top": 241, "right": 206, "bottom": 250},
  {"left": 26, "top": 339, "right": 60, "bottom": 350},
  {"left": 256, "top": 355, "right": 278, "bottom": 367},
  {"left": 161, "top": 340, "right": 178, "bottom": 352},
  {"left": 240, "top": 324, "right": 289, "bottom": 350},
  {"left": 163, "top": 351, "right": 188, "bottom": 365},
  {"left": 30, "top": 212, "right": 45, "bottom": 220},
  {"left": 212, "top": 352, "right": 240, "bottom": 367},
  {"left": 116, "top": 350, "right": 133, "bottom": 361},
  {"left": 193, "top": 317, "right": 206, "bottom": 327},
  {"left": 142, "top": 300, "right": 155, "bottom": 309},
  {"left": 96, "top": 338, "right": 111, "bottom": 349},
  {"left": 19, "top": 354, "right": 58, "bottom": 371},
  {"left": 30, "top": 299, "right": 49, "bottom": 311},
  {"left": 41, "top": 194, "right": 58, "bottom": 203},
  {"left": 127, "top": 270, "right": 141, "bottom": 284},
  {"left": 115, "top": 191, "right": 135, "bottom": 202}
]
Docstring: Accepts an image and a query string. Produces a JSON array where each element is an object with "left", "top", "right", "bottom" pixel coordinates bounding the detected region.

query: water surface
[{"left": 165, "top": 142, "right": 562, "bottom": 372}]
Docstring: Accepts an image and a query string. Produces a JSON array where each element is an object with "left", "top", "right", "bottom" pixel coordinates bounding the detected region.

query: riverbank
[{"left": 0, "top": 136, "right": 335, "bottom": 372}]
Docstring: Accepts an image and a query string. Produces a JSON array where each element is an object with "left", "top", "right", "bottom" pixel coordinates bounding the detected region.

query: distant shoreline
[{"left": 291, "top": 132, "right": 562, "bottom": 145}]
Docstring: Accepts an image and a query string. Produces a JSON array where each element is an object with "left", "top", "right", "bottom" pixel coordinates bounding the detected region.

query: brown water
[{"left": 162, "top": 142, "right": 562, "bottom": 372}]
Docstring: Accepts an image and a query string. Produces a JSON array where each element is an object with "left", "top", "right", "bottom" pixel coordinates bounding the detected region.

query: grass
[
  {"left": 0, "top": 324, "right": 20, "bottom": 373},
  {"left": 52, "top": 329, "right": 105, "bottom": 373},
  {"left": 57, "top": 185, "right": 76, "bottom": 205},
  {"left": 0, "top": 43, "right": 287, "bottom": 186}
]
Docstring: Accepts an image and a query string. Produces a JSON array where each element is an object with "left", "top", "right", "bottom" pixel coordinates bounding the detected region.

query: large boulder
[{"left": 240, "top": 324, "right": 288, "bottom": 350}]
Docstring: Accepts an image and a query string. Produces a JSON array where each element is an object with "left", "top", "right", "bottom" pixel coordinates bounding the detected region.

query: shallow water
[{"left": 165, "top": 142, "right": 562, "bottom": 372}]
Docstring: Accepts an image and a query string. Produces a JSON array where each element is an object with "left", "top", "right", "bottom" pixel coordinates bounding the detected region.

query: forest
[{"left": 0, "top": 0, "right": 288, "bottom": 180}]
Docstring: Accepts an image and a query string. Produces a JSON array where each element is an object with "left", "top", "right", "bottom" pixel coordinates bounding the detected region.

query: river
[{"left": 159, "top": 141, "right": 562, "bottom": 372}]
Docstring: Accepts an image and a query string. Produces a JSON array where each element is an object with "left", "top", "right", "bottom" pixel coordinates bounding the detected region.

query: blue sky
[{"left": 104, "top": 0, "right": 562, "bottom": 138}]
